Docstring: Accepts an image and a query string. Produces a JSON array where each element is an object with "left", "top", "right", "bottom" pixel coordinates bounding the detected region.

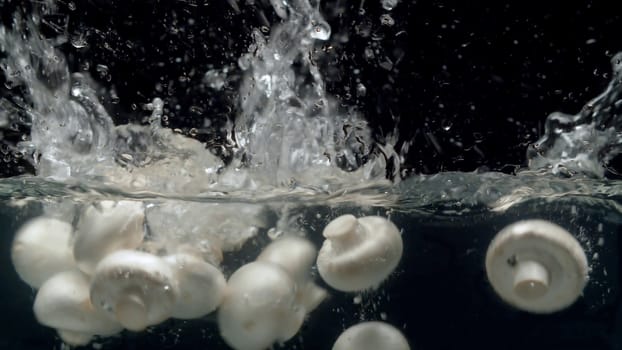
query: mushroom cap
[
  {"left": 317, "top": 215, "right": 403, "bottom": 292},
  {"left": 90, "top": 250, "right": 178, "bottom": 331},
  {"left": 257, "top": 236, "right": 327, "bottom": 312},
  {"left": 256, "top": 236, "right": 317, "bottom": 283},
  {"left": 218, "top": 261, "right": 305, "bottom": 350},
  {"left": 485, "top": 219, "right": 589, "bottom": 313},
  {"left": 164, "top": 253, "right": 226, "bottom": 319},
  {"left": 11, "top": 217, "right": 75, "bottom": 288},
  {"left": 332, "top": 322, "right": 410, "bottom": 350},
  {"left": 74, "top": 201, "right": 145, "bottom": 275},
  {"left": 33, "top": 270, "right": 122, "bottom": 342}
]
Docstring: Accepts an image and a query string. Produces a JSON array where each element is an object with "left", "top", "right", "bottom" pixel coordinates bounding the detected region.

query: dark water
[{"left": 0, "top": 184, "right": 621, "bottom": 350}]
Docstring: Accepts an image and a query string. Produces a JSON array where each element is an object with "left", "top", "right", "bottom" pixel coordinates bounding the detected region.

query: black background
[{"left": 1, "top": 0, "right": 622, "bottom": 177}]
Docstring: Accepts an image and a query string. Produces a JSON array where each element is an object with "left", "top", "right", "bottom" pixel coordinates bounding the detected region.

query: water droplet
[
  {"left": 203, "top": 69, "right": 226, "bottom": 90},
  {"left": 70, "top": 33, "right": 88, "bottom": 48},
  {"left": 379, "top": 57, "right": 394, "bottom": 71},
  {"left": 96, "top": 64, "right": 109, "bottom": 80},
  {"left": 380, "top": 14, "right": 395, "bottom": 26},
  {"left": 356, "top": 83, "right": 367, "bottom": 97},
  {"left": 381, "top": 0, "right": 399, "bottom": 11},
  {"left": 310, "top": 21, "right": 331, "bottom": 40}
]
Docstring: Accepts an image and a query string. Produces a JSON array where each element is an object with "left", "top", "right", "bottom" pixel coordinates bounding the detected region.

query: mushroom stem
[
  {"left": 323, "top": 214, "right": 364, "bottom": 250},
  {"left": 513, "top": 260, "right": 550, "bottom": 300},
  {"left": 115, "top": 292, "right": 148, "bottom": 332},
  {"left": 57, "top": 330, "right": 93, "bottom": 346}
]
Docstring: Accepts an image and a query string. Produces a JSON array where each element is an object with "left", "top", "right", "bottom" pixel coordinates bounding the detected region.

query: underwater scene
[{"left": 1, "top": 1, "right": 622, "bottom": 349}]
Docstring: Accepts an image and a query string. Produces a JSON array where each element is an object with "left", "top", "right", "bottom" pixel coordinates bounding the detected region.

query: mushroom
[
  {"left": 73, "top": 200, "right": 145, "bottom": 275},
  {"left": 33, "top": 270, "right": 122, "bottom": 346},
  {"left": 257, "top": 236, "right": 317, "bottom": 282},
  {"left": 218, "top": 261, "right": 306, "bottom": 350},
  {"left": 316, "top": 215, "right": 403, "bottom": 292},
  {"left": 332, "top": 321, "right": 410, "bottom": 350},
  {"left": 90, "top": 250, "right": 178, "bottom": 331},
  {"left": 175, "top": 240, "right": 224, "bottom": 267},
  {"left": 11, "top": 217, "right": 75, "bottom": 288},
  {"left": 164, "top": 253, "right": 226, "bottom": 319},
  {"left": 257, "top": 236, "right": 327, "bottom": 311},
  {"left": 485, "top": 219, "right": 589, "bottom": 313}
]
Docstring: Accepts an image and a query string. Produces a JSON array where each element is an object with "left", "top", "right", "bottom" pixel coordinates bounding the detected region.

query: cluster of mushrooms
[
  {"left": 11, "top": 202, "right": 410, "bottom": 350},
  {"left": 11, "top": 198, "right": 590, "bottom": 349}
]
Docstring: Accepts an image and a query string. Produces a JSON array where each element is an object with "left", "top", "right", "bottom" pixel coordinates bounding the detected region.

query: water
[{"left": 1, "top": 1, "right": 622, "bottom": 349}]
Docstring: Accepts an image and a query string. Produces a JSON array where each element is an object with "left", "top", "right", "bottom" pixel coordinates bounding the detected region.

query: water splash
[
  {"left": 0, "top": 0, "right": 394, "bottom": 195},
  {"left": 527, "top": 53, "right": 622, "bottom": 178},
  {"left": 231, "top": 0, "right": 391, "bottom": 189}
]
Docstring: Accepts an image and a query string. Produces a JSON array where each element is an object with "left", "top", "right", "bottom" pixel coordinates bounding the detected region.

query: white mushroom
[
  {"left": 11, "top": 217, "right": 75, "bottom": 288},
  {"left": 73, "top": 200, "right": 145, "bottom": 275},
  {"left": 485, "top": 219, "right": 589, "bottom": 313},
  {"left": 257, "top": 236, "right": 327, "bottom": 311},
  {"left": 218, "top": 261, "right": 306, "bottom": 350},
  {"left": 316, "top": 215, "right": 403, "bottom": 292},
  {"left": 33, "top": 270, "right": 122, "bottom": 346},
  {"left": 332, "top": 321, "right": 410, "bottom": 350},
  {"left": 164, "top": 253, "right": 226, "bottom": 319},
  {"left": 257, "top": 236, "right": 317, "bottom": 282},
  {"left": 90, "top": 250, "right": 178, "bottom": 331}
]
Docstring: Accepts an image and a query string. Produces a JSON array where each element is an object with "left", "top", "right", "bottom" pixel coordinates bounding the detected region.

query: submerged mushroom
[
  {"left": 257, "top": 236, "right": 327, "bottom": 311},
  {"left": 257, "top": 236, "right": 317, "bottom": 282},
  {"left": 90, "top": 250, "right": 178, "bottom": 331},
  {"left": 332, "top": 321, "right": 410, "bottom": 350},
  {"left": 485, "top": 219, "right": 589, "bottom": 313},
  {"left": 218, "top": 261, "right": 306, "bottom": 350},
  {"left": 11, "top": 217, "right": 75, "bottom": 288},
  {"left": 33, "top": 270, "right": 122, "bottom": 346},
  {"left": 73, "top": 200, "right": 145, "bottom": 275},
  {"left": 316, "top": 214, "right": 403, "bottom": 292},
  {"left": 164, "top": 253, "right": 226, "bottom": 319}
]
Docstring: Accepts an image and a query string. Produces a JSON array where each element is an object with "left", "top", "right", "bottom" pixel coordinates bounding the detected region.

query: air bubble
[{"left": 310, "top": 21, "right": 331, "bottom": 40}]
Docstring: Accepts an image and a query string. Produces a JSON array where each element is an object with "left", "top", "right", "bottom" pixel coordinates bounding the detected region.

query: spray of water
[
  {"left": 0, "top": 0, "right": 397, "bottom": 197},
  {"left": 527, "top": 53, "right": 622, "bottom": 178}
]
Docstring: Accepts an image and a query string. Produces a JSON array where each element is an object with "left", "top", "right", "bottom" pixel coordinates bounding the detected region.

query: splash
[
  {"left": 527, "top": 53, "right": 622, "bottom": 178},
  {"left": 0, "top": 0, "right": 395, "bottom": 197}
]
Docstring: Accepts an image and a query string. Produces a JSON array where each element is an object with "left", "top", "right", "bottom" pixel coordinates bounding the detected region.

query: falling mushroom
[
  {"left": 257, "top": 235, "right": 327, "bottom": 311},
  {"left": 164, "top": 252, "right": 227, "bottom": 319},
  {"left": 90, "top": 250, "right": 178, "bottom": 331},
  {"left": 218, "top": 261, "right": 306, "bottom": 350},
  {"left": 316, "top": 214, "right": 403, "bottom": 292},
  {"left": 485, "top": 219, "right": 589, "bottom": 313},
  {"left": 332, "top": 321, "right": 410, "bottom": 350},
  {"left": 11, "top": 217, "right": 75, "bottom": 288},
  {"left": 257, "top": 235, "right": 317, "bottom": 282},
  {"left": 73, "top": 200, "right": 145, "bottom": 275},
  {"left": 33, "top": 270, "right": 123, "bottom": 346}
]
